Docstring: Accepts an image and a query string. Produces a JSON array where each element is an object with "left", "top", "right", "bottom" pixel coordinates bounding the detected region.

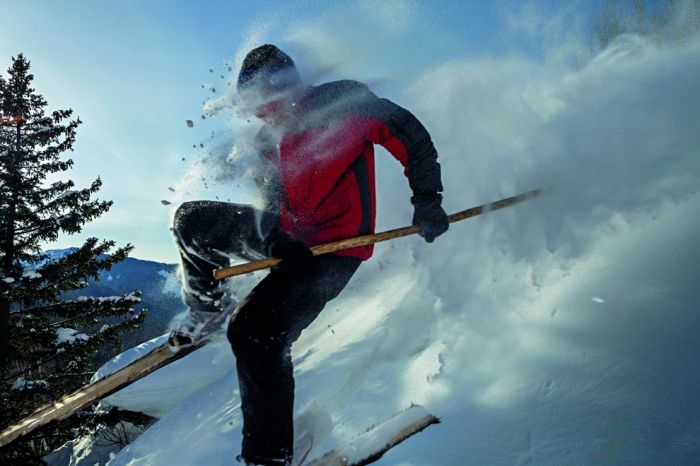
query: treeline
[{"left": 0, "top": 54, "right": 151, "bottom": 465}]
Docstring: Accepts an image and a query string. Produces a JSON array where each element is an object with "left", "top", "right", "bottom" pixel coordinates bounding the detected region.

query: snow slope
[{"left": 97, "top": 33, "right": 700, "bottom": 466}]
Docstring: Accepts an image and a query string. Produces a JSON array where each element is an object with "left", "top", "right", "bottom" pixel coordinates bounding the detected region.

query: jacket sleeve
[{"left": 354, "top": 89, "right": 443, "bottom": 195}]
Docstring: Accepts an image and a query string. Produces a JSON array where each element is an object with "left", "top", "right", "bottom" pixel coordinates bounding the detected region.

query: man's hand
[
  {"left": 411, "top": 192, "right": 449, "bottom": 243},
  {"left": 264, "top": 228, "right": 314, "bottom": 273}
]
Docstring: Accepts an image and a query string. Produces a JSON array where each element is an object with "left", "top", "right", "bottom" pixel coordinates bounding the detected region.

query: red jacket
[{"left": 255, "top": 80, "right": 443, "bottom": 260}]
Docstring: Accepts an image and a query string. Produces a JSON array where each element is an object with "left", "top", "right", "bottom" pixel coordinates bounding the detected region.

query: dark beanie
[{"left": 237, "top": 44, "right": 301, "bottom": 92}]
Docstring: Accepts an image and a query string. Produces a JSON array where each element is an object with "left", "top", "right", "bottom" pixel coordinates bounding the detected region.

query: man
[{"left": 171, "top": 44, "right": 448, "bottom": 465}]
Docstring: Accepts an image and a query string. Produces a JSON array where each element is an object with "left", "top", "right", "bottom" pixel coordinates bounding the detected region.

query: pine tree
[{"left": 0, "top": 54, "right": 146, "bottom": 463}]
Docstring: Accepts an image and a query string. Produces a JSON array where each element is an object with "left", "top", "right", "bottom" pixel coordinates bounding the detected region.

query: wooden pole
[
  {"left": 0, "top": 345, "right": 194, "bottom": 448},
  {"left": 213, "top": 189, "right": 541, "bottom": 281},
  {"left": 0, "top": 300, "right": 232, "bottom": 448}
]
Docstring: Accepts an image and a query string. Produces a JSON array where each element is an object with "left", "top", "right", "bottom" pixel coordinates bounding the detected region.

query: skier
[{"left": 170, "top": 44, "right": 448, "bottom": 465}]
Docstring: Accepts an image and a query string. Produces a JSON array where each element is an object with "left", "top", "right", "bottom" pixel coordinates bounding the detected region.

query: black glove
[
  {"left": 264, "top": 228, "right": 314, "bottom": 273},
  {"left": 411, "top": 192, "right": 449, "bottom": 243}
]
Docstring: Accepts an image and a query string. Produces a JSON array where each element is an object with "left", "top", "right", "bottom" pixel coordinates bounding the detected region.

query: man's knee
[
  {"left": 226, "top": 306, "right": 245, "bottom": 347},
  {"left": 227, "top": 300, "right": 288, "bottom": 352},
  {"left": 227, "top": 299, "right": 259, "bottom": 350},
  {"left": 173, "top": 201, "right": 230, "bottom": 255},
  {"left": 173, "top": 201, "right": 202, "bottom": 239}
]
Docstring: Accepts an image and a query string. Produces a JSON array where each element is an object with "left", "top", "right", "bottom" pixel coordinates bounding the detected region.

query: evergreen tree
[{"left": 0, "top": 54, "right": 146, "bottom": 464}]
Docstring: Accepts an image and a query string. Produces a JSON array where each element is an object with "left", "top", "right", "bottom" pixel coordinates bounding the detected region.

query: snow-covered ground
[{"left": 73, "top": 29, "right": 700, "bottom": 466}]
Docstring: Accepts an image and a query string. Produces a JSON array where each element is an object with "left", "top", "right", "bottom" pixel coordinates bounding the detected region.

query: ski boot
[{"left": 167, "top": 308, "right": 220, "bottom": 349}]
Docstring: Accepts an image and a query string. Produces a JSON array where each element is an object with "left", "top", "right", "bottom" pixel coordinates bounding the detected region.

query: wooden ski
[
  {"left": 305, "top": 405, "right": 439, "bottom": 466},
  {"left": 0, "top": 310, "right": 231, "bottom": 448}
]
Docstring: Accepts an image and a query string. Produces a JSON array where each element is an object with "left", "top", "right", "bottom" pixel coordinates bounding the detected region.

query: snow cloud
[{"left": 414, "top": 35, "right": 700, "bottom": 260}]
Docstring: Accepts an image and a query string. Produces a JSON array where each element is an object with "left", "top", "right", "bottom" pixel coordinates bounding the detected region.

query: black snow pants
[{"left": 173, "top": 201, "right": 361, "bottom": 464}]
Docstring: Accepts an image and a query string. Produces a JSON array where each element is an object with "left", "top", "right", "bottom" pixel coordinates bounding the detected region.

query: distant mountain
[{"left": 47, "top": 250, "right": 186, "bottom": 350}]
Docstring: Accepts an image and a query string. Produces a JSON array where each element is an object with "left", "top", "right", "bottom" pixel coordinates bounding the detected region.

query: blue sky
[{"left": 0, "top": 0, "right": 609, "bottom": 262}]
